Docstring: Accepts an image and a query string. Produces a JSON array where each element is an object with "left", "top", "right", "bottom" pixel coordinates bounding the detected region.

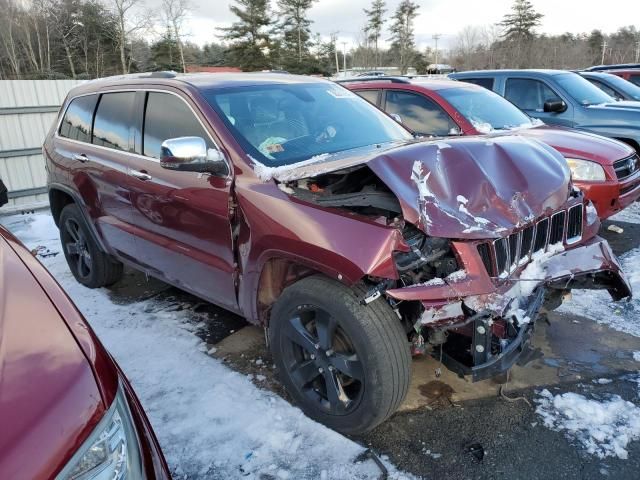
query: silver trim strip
[{"left": 566, "top": 204, "right": 583, "bottom": 245}]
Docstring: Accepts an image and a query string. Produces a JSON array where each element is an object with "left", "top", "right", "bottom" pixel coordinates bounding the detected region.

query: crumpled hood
[
  {"left": 366, "top": 136, "right": 571, "bottom": 239},
  {"left": 272, "top": 136, "right": 571, "bottom": 240}
]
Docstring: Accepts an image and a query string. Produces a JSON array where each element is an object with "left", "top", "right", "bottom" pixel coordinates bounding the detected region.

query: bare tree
[
  {"left": 162, "top": 0, "right": 189, "bottom": 72},
  {"left": 109, "top": 0, "right": 153, "bottom": 74},
  {"left": 0, "top": 0, "right": 22, "bottom": 77}
]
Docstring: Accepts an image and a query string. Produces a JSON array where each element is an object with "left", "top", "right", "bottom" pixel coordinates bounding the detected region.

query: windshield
[
  {"left": 202, "top": 83, "right": 412, "bottom": 167},
  {"left": 439, "top": 86, "right": 533, "bottom": 131},
  {"left": 555, "top": 73, "right": 614, "bottom": 106},
  {"left": 602, "top": 74, "right": 640, "bottom": 101}
]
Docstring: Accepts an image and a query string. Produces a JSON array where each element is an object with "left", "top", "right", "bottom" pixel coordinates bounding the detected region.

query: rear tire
[
  {"left": 59, "top": 204, "right": 123, "bottom": 288},
  {"left": 269, "top": 275, "right": 411, "bottom": 434}
]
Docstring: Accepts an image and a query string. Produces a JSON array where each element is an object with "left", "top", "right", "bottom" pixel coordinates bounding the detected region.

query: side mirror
[
  {"left": 543, "top": 99, "right": 567, "bottom": 113},
  {"left": 160, "top": 137, "right": 228, "bottom": 176},
  {"left": 390, "top": 113, "right": 403, "bottom": 124}
]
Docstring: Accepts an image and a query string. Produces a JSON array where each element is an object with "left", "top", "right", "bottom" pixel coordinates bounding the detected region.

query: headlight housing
[
  {"left": 56, "top": 382, "right": 143, "bottom": 480},
  {"left": 565, "top": 158, "right": 606, "bottom": 181}
]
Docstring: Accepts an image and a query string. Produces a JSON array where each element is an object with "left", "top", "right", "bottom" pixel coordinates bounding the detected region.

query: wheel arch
[{"left": 48, "top": 184, "right": 108, "bottom": 253}]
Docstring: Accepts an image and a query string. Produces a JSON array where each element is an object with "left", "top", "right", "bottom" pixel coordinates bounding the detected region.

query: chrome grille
[
  {"left": 613, "top": 154, "right": 639, "bottom": 180},
  {"left": 478, "top": 204, "right": 584, "bottom": 278},
  {"left": 566, "top": 204, "right": 583, "bottom": 244},
  {"left": 549, "top": 211, "right": 566, "bottom": 245}
]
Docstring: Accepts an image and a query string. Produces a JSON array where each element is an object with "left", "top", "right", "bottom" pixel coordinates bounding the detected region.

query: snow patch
[
  {"left": 633, "top": 351, "right": 640, "bottom": 362},
  {"left": 251, "top": 154, "right": 332, "bottom": 182},
  {"left": 535, "top": 389, "right": 640, "bottom": 459},
  {"left": 0, "top": 212, "right": 414, "bottom": 480}
]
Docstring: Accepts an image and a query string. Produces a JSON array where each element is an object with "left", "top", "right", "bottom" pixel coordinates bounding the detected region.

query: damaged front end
[{"left": 274, "top": 136, "right": 632, "bottom": 382}]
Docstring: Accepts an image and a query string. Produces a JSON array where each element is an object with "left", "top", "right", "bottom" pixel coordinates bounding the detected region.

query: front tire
[
  {"left": 270, "top": 275, "right": 411, "bottom": 434},
  {"left": 59, "top": 204, "right": 123, "bottom": 288}
]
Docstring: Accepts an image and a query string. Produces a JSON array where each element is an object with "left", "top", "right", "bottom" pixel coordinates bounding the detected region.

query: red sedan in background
[
  {"left": 343, "top": 78, "right": 640, "bottom": 219},
  {"left": 0, "top": 189, "right": 169, "bottom": 479}
]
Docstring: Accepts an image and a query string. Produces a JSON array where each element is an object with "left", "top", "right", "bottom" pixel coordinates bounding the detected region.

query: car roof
[
  {"left": 452, "top": 69, "right": 570, "bottom": 77},
  {"left": 68, "top": 72, "right": 331, "bottom": 97},
  {"left": 340, "top": 77, "right": 470, "bottom": 91}
]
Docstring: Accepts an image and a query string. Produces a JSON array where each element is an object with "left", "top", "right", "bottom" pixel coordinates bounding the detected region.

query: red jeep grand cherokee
[
  {"left": 344, "top": 77, "right": 640, "bottom": 219},
  {"left": 0, "top": 216, "right": 169, "bottom": 477},
  {"left": 44, "top": 72, "right": 631, "bottom": 434}
]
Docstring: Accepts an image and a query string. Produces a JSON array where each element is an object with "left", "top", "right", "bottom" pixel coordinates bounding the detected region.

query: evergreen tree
[
  {"left": 499, "top": 0, "right": 543, "bottom": 41},
  {"left": 277, "top": 0, "right": 316, "bottom": 68},
  {"left": 364, "top": 0, "right": 385, "bottom": 68},
  {"left": 388, "top": 0, "right": 419, "bottom": 74},
  {"left": 221, "top": 0, "right": 273, "bottom": 71}
]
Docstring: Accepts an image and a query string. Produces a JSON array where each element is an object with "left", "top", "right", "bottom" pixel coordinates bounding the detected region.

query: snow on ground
[
  {"left": 535, "top": 389, "right": 640, "bottom": 459},
  {"left": 1, "top": 212, "right": 414, "bottom": 480},
  {"left": 558, "top": 203, "right": 640, "bottom": 338}
]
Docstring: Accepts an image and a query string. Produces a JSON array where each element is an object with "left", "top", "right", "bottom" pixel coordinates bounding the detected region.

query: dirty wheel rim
[
  {"left": 282, "top": 306, "right": 364, "bottom": 415},
  {"left": 63, "top": 218, "right": 92, "bottom": 281}
]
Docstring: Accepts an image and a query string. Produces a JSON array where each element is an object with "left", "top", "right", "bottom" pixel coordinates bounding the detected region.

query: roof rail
[
  {"left": 335, "top": 76, "right": 411, "bottom": 84},
  {"left": 584, "top": 63, "right": 640, "bottom": 72},
  {"left": 141, "top": 71, "right": 178, "bottom": 78}
]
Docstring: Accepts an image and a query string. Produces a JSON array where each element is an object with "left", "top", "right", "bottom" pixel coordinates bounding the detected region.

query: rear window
[
  {"left": 354, "top": 89, "right": 381, "bottom": 105},
  {"left": 59, "top": 95, "right": 97, "bottom": 143},
  {"left": 459, "top": 77, "right": 494, "bottom": 90},
  {"left": 92, "top": 92, "right": 136, "bottom": 151}
]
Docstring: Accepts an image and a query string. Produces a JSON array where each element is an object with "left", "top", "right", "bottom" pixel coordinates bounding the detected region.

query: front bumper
[
  {"left": 576, "top": 169, "right": 640, "bottom": 219},
  {"left": 387, "top": 236, "right": 632, "bottom": 380}
]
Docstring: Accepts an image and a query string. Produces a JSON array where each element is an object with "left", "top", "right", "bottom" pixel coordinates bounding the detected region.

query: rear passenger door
[
  {"left": 126, "top": 90, "right": 238, "bottom": 312},
  {"left": 57, "top": 91, "right": 139, "bottom": 260},
  {"left": 504, "top": 77, "right": 574, "bottom": 127},
  {"left": 382, "top": 90, "right": 457, "bottom": 137}
]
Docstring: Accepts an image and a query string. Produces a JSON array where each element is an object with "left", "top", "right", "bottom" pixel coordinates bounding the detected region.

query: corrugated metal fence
[{"left": 0, "top": 80, "right": 84, "bottom": 213}]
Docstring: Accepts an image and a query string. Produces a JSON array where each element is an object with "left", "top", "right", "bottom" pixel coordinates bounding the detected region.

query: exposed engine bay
[{"left": 277, "top": 161, "right": 632, "bottom": 381}]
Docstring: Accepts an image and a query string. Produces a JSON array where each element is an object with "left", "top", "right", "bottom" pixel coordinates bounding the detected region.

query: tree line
[{"left": 1, "top": 0, "right": 638, "bottom": 80}]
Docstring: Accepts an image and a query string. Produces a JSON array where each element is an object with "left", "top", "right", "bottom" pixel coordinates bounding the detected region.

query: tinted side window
[
  {"left": 385, "top": 91, "right": 454, "bottom": 136},
  {"left": 588, "top": 79, "right": 619, "bottom": 99},
  {"left": 354, "top": 89, "right": 381, "bottom": 105},
  {"left": 505, "top": 78, "right": 561, "bottom": 111},
  {"left": 143, "top": 92, "right": 213, "bottom": 159},
  {"left": 630, "top": 75, "right": 640, "bottom": 87},
  {"left": 59, "top": 95, "right": 97, "bottom": 142},
  {"left": 460, "top": 77, "right": 494, "bottom": 90},
  {"left": 92, "top": 92, "right": 135, "bottom": 151}
]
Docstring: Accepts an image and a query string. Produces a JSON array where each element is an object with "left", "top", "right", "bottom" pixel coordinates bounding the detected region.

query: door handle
[
  {"left": 131, "top": 170, "right": 152, "bottom": 181},
  {"left": 72, "top": 153, "right": 89, "bottom": 162}
]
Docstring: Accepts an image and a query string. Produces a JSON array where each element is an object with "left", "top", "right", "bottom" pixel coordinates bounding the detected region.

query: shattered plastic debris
[{"left": 535, "top": 389, "right": 640, "bottom": 459}]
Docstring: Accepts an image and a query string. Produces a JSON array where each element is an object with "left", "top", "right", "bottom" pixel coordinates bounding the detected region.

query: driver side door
[
  {"left": 127, "top": 89, "right": 238, "bottom": 312},
  {"left": 504, "top": 77, "right": 574, "bottom": 127}
]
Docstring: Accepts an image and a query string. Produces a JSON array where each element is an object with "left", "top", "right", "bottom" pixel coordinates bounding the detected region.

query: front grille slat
[
  {"left": 534, "top": 218, "right": 549, "bottom": 252},
  {"left": 566, "top": 204, "right": 583, "bottom": 244},
  {"left": 614, "top": 154, "right": 639, "bottom": 180},
  {"left": 508, "top": 232, "right": 519, "bottom": 270},
  {"left": 494, "top": 238, "right": 509, "bottom": 276},
  {"left": 477, "top": 243, "right": 494, "bottom": 276},
  {"left": 520, "top": 225, "right": 534, "bottom": 262},
  {"left": 549, "top": 211, "right": 566, "bottom": 245}
]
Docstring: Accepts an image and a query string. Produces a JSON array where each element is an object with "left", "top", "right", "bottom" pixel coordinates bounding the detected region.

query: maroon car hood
[
  {"left": 0, "top": 234, "right": 104, "bottom": 480},
  {"left": 272, "top": 136, "right": 571, "bottom": 239},
  {"left": 514, "top": 125, "right": 634, "bottom": 166}
]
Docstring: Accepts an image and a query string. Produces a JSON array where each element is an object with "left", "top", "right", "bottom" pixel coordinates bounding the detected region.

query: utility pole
[
  {"left": 332, "top": 32, "right": 340, "bottom": 75},
  {"left": 342, "top": 41, "right": 347, "bottom": 74},
  {"left": 432, "top": 34, "right": 442, "bottom": 67},
  {"left": 601, "top": 40, "right": 607, "bottom": 65},
  {"left": 635, "top": 40, "right": 640, "bottom": 63}
]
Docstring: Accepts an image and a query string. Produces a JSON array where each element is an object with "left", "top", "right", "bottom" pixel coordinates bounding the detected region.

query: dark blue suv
[{"left": 450, "top": 69, "right": 640, "bottom": 152}]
